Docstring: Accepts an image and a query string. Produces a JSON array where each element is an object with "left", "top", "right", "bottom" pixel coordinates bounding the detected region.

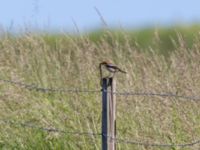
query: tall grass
[{"left": 0, "top": 26, "right": 200, "bottom": 149}]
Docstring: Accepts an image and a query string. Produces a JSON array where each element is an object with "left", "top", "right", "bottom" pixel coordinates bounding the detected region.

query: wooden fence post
[{"left": 102, "top": 77, "right": 116, "bottom": 150}]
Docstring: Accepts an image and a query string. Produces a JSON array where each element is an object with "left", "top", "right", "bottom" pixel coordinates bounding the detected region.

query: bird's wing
[
  {"left": 106, "top": 63, "right": 118, "bottom": 69},
  {"left": 107, "top": 64, "right": 126, "bottom": 73},
  {"left": 106, "top": 64, "right": 119, "bottom": 72}
]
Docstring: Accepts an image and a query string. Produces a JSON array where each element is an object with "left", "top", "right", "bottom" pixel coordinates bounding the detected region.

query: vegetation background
[{"left": 1, "top": 25, "right": 200, "bottom": 149}]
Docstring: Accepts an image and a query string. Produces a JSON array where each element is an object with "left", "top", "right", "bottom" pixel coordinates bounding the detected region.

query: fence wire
[
  {"left": 0, "top": 119, "right": 101, "bottom": 137},
  {"left": 111, "top": 136, "right": 200, "bottom": 148},
  {"left": 114, "top": 91, "right": 200, "bottom": 101},
  {"left": 0, "top": 78, "right": 100, "bottom": 94},
  {"left": 1, "top": 119, "right": 200, "bottom": 148},
  {"left": 1, "top": 78, "right": 200, "bottom": 101},
  {"left": 1, "top": 78, "right": 200, "bottom": 148}
]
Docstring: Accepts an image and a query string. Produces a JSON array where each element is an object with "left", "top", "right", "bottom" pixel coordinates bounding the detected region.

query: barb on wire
[
  {"left": 0, "top": 119, "right": 101, "bottom": 137},
  {"left": 103, "top": 134, "right": 200, "bottom": 148},
  {"left": 0, "top": 78, "right": 100, "bottom": 94}
]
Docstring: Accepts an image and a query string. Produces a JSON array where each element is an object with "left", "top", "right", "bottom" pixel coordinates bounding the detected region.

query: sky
[{"left": 1, "top": 0, "right": 200, "bottom": 33}]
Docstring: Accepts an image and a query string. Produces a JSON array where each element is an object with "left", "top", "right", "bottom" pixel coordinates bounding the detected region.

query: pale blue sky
[{"left": 0, "top": 0, "right": 200, "bottom": 32}]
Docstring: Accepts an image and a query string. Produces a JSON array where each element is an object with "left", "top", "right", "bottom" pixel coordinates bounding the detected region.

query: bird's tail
[{"left": 118, "top": 68, "right": 126, "bottom": 74}]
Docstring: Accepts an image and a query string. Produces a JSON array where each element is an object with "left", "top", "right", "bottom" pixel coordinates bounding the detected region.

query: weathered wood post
[{"left": 102, "top": 77, "right": 116, "bottom": 150}]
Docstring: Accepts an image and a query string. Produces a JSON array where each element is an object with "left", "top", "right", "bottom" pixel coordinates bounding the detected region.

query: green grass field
[{"left": 1, "top": 25, "right": 200, "bottom": 149}]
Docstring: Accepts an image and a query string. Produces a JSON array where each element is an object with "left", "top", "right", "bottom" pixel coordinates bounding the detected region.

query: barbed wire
[
  {"left": 0, "top": 78, "right": 100, "bottom": 94},
  {"left": 1, "top": 119, "right": 200, "bottom": 148},
  {"left": 1, "top": 78, "right": 200, "bottom": 101},
  {"left": 114, "top": 91, "right": 200, "bottom": 101},
  {"left": 1, "top": 78, "right": 200, "bottom": 148},
  {"left": 0, "top": 119, "right": 101, "bottom": 137},
  {"left": 103, "top": 135, "right": 200, "bottom": 148},
  {"left": 114, "top": 137, "right": 200, "bottom": 148}
]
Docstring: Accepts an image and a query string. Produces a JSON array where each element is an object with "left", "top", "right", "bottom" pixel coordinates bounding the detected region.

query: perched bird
[
  {"left": 100, "top": 61, "right": 126, "bottom": 74},
  {"left": 99, "top": 61, "right": 126, "bottom": 83}
]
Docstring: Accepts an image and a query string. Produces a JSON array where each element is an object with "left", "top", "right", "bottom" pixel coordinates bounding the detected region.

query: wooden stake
[{"left": 102, "top": 77, "right": 116, "bottom": 150}]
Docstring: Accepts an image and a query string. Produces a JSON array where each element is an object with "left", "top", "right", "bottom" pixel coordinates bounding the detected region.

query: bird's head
[{"left": 100, "top": 60, "right": 112, "bottom": 65}]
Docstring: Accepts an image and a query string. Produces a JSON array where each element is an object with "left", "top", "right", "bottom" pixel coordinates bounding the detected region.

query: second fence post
[{"left": 102, "top": 77, "right": 116, "bottom": 150}]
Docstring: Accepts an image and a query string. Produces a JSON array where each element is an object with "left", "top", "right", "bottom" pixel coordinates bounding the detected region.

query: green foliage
[{"left": 88, "top": 25, "right": 200, "bottom": 56}]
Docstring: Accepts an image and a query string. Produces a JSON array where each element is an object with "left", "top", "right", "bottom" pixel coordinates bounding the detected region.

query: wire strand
[
  {"left": 1, "top": 119, "right": 200, "bottom": 148},
  {"left": 0, "top": 119, "right": 101, "bottom": 136},
  {"left": 0, "top": 78, "right": 100, "bottom": 94},
  {"left": 114, "top": 91, "right": 200, "bottom": 101},
  {"left": 114, "top": 137, "right": 200, "bottom": 147},
  {"left": 1, "top": 78, "right": 200, "bottom": 101},
  {"left": 102, "top": 134, "right": 200, "bottom": 148},
  {"left": 1, "top": 78, "right": 200, "bottom": 148}
]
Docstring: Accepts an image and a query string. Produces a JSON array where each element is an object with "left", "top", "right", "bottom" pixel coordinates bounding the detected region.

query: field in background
[{"left": 1, "top": 25, "right": 200, "bottom": 149}]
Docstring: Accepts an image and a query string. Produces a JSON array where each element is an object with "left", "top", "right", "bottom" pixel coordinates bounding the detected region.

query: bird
[
  {"left": 99, "top": 61, "right": 126, "bottom": 82},
  {"left": 100, "top": 61, "right": 126, "bottom": 73}
]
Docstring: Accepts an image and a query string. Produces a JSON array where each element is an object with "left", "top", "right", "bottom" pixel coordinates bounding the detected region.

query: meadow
[{"left": 1, "top": 25, "right": 200, "bottom": 149}]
